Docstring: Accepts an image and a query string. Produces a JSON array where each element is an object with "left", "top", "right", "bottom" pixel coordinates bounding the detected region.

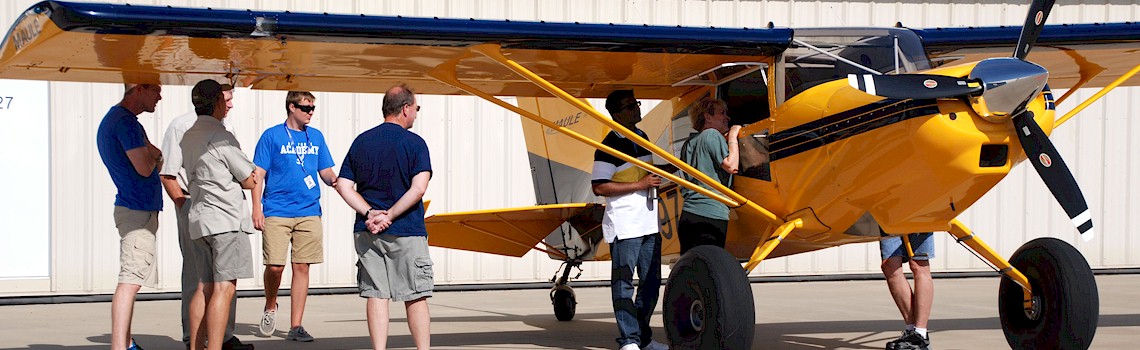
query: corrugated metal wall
[{"left": 0, "top": 0, "right": 1137, "bottom": 296}]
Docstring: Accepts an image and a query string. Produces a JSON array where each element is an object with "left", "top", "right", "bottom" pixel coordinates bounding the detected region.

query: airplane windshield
[{"left": 783, "top": 28, "right": 931, "bottom": 99}]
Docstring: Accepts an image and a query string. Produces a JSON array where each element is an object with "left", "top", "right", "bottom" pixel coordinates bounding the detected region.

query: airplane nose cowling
[{"left": 968, "top": 57, "right": 1049, "bottom": 123}]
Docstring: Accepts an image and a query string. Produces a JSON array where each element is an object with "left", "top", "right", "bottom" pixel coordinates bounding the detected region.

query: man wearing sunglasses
[{"left": 250, "top": 91, "right": 337, "bottom": 342}]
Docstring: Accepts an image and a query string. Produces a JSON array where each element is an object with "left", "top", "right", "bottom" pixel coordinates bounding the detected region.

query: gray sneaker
[
  {"left": 258, "top": 305, "right": 276, "bottom": 337},
  {"left": 287, "top": 326, "right": 314, "bottom": 342}
]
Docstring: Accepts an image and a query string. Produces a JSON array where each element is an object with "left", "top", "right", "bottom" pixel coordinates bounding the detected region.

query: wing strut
[
  {"left": 1055, "top": 63, "right": 1140, "bottom": 127},
  {"left": 426, "top": 46, "right": 781, "bottom": 224},
  {"left": 436, "top": 44, "right": 782, "bottom": 227}
]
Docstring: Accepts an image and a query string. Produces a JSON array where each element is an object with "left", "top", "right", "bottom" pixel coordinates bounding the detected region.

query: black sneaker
[
  {"left": 885, "top": 330, "right": 914, "bottom": 350},
  {"left": 222, "top": 336, "right": 255, "bottom": 350},
  {"left": 895, "top": 331, "right": 930, "bottom": 350}
]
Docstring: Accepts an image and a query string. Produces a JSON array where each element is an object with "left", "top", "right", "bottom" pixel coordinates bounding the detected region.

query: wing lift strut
[{"left": 427, "top": 44, "right": 793, "bottom": 276}]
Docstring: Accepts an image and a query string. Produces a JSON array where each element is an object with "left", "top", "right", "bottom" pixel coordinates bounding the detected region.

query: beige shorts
[
  {"left": 262, "top": 216, "right": 324, "bottom": 265},
  {"left": 113, "top": 206, "right": 159, "bottom": 288}
]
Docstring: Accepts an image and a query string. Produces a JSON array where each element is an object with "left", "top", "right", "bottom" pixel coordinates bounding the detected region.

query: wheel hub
[
  {"left": 689, "top": 300, "right": 704, "bottom": 331},
  {"left": 1023, "top": 294, "right": 1042, "bottom": 320}
]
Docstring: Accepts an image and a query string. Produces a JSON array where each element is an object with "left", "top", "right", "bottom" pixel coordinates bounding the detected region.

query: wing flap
[{"left": 426, "top": 203, "right": 601, "bottom": 258}]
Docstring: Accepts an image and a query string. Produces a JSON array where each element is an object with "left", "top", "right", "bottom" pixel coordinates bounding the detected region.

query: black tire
[
  {"left": 552, "top": 287, "right": 576, "bottom": 321},
  {"left": 664, "top": 245, "right": 755, "bottom": 350},
  {"left": 998, "top": 237, "right": 1099, "bottom": 349}
]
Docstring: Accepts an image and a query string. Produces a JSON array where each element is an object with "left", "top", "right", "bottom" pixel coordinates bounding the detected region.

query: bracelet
[{"left": 365, "top": 208, "right": 374, "bottom": 216}]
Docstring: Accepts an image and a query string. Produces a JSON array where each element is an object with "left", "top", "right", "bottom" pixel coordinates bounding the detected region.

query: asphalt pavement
[{"left": 0, "top": 274, "right": 1136, "bottom": 349}]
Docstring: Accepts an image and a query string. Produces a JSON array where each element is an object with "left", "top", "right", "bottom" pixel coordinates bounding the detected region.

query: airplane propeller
[
  {"left": 846, "top": 73, "right": 981, "bottom": 100},
  {"left": 848, "top": 0, "right": 1094, "bottom": 241}
]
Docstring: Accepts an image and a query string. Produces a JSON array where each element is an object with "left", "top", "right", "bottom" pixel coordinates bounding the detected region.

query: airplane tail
[
  {"left": 515, "top": 97, "right": 608, "bottom": 260},
  {"left": 515, "top": 93, "right": 709, "bottom": 261}
]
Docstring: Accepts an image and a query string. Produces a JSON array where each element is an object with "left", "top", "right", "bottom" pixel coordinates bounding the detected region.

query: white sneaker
[
  {"left": 258, "top": 304, "right": 277, "bottom": 337},
  {"left": 619, "top": 344, "right": 641, "bottom": 350},
  {"left": 642, "top": 340, "right": 669, "bottom": 350}
]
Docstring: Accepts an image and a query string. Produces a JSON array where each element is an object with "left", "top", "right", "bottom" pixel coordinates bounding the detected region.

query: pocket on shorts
[
  {"left": 135, "top": 239, "right": 156, "bottom": 267},
  {"left": 413, "top": 257, "right": 434, "bottom": 292}
]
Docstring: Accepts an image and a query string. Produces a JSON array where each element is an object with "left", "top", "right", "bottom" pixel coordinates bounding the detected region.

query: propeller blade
[
  {"left": 1013, "top": 0, "right": 1056, "bottom": 60},
  {"left": 1011, "top": 111, "right": 1095, "bottom": 241},
  {"left": 847, "top": 74, "right": 982, "bottom": 99}
]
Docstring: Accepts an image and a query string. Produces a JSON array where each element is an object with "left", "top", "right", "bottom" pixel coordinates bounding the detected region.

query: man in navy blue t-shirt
[
  {"left": 334, "top": 84, "right": 433, "bottom": 349},
  {"left": 96, "top": 83, "right": 163, "bottom": 350},
  {"left": 251, "top": 91, "right": 336, "bottom": 341}
]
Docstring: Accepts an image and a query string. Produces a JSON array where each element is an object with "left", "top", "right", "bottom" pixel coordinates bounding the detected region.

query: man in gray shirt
[
  {"left": 160, "top": 83, "right": 253, "bottom": 350},
  {"left": 181, "top": 79, "right": 257, "bottom": 350}
]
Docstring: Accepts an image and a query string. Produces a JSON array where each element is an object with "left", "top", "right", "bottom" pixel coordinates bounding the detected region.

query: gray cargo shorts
[
  {"left": 191, "top": 231, "right": 254, "bottom": 282},
  {"left": 354, "top": 232, "right": 433, "bottom": 301}
]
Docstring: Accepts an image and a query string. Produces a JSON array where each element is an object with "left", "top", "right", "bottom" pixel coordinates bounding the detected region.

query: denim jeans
[{"left": 611, "top": 233, "right": 662, "bottom": 348}]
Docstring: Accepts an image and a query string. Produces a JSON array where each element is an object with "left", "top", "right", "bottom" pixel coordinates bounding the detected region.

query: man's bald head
[{"left": 382, "top": 84, "right": 415, "bottom": 117}]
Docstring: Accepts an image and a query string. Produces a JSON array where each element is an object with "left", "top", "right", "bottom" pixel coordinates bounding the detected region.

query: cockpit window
[{"left": 784, "top": 28, "right": 932, "bottom": 100}]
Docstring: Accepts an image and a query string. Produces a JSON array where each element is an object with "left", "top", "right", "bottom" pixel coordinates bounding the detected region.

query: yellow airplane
[{"left": 1, "top": 0, "right": 1132, "bottom": 349}]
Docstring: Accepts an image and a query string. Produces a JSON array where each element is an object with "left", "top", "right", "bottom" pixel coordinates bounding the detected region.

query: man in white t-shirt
[{"left": 590, "top": 90, "right": 667, "bottom": 350}]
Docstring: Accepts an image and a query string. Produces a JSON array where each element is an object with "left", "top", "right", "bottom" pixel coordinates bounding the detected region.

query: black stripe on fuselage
[{"left": 769, "top": 99, "right": 940, "bottom": 161}]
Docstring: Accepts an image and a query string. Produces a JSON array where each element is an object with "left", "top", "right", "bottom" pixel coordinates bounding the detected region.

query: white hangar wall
[{"left": 0, "top": 0, "right": 1137, "bottom": 296}]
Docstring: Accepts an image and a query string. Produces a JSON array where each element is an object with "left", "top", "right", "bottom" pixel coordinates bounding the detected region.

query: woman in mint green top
[{"left": 678, "top": 97, "right": 741, "bottom": 254}]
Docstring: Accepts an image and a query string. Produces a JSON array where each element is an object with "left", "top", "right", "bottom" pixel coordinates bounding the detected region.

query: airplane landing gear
[
  {"left": 550, "top": 261, "right": 582, "bottom": 321},
  {"left": 664, "top": 246, "right": 755, "bottom": 350},
  {"left": 551, "top": 285, "right": 576, "bottom": 321},
  {"left": 998, "top": 238, "right": 1099, "bottom": 350}
]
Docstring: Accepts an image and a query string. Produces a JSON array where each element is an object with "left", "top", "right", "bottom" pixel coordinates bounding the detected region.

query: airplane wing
[
  {"left": 0, "top": 1, "right": 791, "bottom": 262},
  {"left": 913, "top": 23, "right": 1140, "bottom": 90},
  {"left": 0, "top": 1, "right": 792, "bottom": 99},
  {"left": 425, "top": 203, "right": 603, "bottom": 258}
]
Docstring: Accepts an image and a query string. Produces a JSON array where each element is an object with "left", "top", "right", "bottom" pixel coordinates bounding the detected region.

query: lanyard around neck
[{"left": 284, "top": 124, "right": 309, "bottom": 169}]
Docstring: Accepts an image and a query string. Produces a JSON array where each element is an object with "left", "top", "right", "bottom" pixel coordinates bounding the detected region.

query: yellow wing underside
[{"left": 426, "top": 203, "right": 601, "bottom": 258}]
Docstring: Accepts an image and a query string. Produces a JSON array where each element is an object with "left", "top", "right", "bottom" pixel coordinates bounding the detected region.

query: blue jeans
[
  {"left": 880, "top": 232, "right": 935, "bottom": 262},
  {"left": 611, "top": 233, "right": 662, "bottom": 348}
]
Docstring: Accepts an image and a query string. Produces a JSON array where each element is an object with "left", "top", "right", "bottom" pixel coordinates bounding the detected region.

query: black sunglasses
[
  {"left": 623, "top": 101, "right": 642, "bottom": 111},
  {"left": 406, "top": 103, "right": 421, "bottom": 112},
  {"left": 292, "top": 103, "right": 316, "bottom": 113}
]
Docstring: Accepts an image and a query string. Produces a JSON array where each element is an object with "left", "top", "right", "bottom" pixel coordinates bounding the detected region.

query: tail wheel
[
  {"left": 998, "top": 237, "right": 1099, "bottom": 349},
  {"left": 551, "top": 286, "right": 576, "bottom": 321},
  {"left": 664, "top": 245, "right": 755, "bottom": 350}
]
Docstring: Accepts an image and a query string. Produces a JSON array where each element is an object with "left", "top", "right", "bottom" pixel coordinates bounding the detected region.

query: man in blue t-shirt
[
  {"left": 96, "top": 83, "right": 163, "bottom": 350},
  {"left": 334, "top": 84, "right": 433, "bottom": 350},
  {"left": 251, "top": 91, "right": 336, "bottom": 342}
]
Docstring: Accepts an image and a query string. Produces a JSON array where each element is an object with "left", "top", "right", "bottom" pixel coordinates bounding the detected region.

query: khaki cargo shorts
[
  {"left": 113, "top": 206, "right": 159, "bottom": 288},
  {"left": 262, "top": 216, "right": 324, "bottom": 265}
]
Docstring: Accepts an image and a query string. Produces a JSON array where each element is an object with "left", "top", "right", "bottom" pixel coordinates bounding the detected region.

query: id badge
[{"left": 304, "top": 175, "right": 317, "bottom": 189}]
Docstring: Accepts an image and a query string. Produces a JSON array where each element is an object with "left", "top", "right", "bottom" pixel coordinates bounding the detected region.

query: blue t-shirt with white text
[
  {"left": 253, "top": 123, "right": 335, "bottom": 218},
  {"left": 96, "top": 106, "right": 162, "bottom": 211},
  {"left": 339, "top": 123, "right": 432, "bottom": 236}
]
